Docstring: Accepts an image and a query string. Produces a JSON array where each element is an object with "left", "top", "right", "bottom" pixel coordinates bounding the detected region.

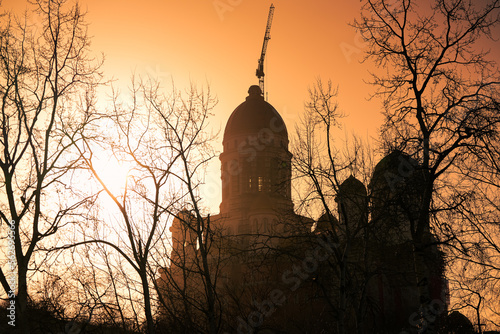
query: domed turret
[
  {"left": 219, "top": 86, "right": 293, "bottom": 221},
  {"left": 369, "top": 150, "right": 428, "bottom": 241},
  {"left": 315, "top": 212, "right": 339, "bottom": 234},
  {"left": 338, "top": 175, "right": 367, "bottom": 198},
  {"left": 336, "top": 175, "right": 368, "bottom": 230},
  {"left": 370, "top": 151, "right": 421, "bottom": 190}
]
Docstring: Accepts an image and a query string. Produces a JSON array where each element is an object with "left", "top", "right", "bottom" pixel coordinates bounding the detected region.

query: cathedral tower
[{"left": 219, "top": 85, "right": 293, "bottom": 234}]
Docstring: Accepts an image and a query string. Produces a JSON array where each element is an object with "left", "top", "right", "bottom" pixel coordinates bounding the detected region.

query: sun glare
[{"left": 92, "top": 152, "right": 131, "bottom": 196}]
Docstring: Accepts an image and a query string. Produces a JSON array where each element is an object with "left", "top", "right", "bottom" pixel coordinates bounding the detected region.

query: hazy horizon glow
[{"left": 2, "top": 0, "right": 499, "bottom": 213}]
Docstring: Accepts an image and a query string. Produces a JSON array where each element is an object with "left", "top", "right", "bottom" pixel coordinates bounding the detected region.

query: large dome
[{"left": 223, "top": 85, "right": 288, "bottom": 143}]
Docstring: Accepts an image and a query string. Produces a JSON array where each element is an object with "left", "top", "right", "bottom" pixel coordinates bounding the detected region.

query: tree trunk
[
  {"left": 141, "top": 270, "right": 156, "bottom": 334},
  {"left": 16, "top": 263, "right": 29, "bottom": 334}
]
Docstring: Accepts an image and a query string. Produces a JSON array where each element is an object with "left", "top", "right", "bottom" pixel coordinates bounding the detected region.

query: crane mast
[{"left": 256, "top": 4, "right": 274, "bottom": 100}]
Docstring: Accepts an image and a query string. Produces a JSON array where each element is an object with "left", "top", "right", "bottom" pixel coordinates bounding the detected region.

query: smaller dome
[
  {"left": 315, "top": 212, "right": 339, "bottom": 232},
  {"left": 369, "top": 150, "right": 422, "bottom": 191},
  {"left": 373, "top": 151, "right": 417, "bottom": 175},
  {"left": 338, "top": 175, "right": 367, "bottom": 197}
]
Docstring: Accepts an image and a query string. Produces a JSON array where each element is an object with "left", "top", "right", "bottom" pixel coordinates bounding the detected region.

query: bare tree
[
  {"left": 454, "top": 110, "right": 500, "bottom": 330},
  {"left": 56, "top": 78, "right": 219, "bottom": 333},
  {"left": 291, "top": 79, "right": 379, "bottom": 334},
  {"left": 154, "top": 209, "right": 226, "bottom": 334},
  {"left": 354, "top": 0, "right": 500, "bottom": 331},
  {"left": 0, "top": 0, "right": 101, "bottom": 331}
]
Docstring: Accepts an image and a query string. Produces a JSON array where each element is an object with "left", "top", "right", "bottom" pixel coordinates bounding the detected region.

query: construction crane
[{"left": 256, "top": 4, "right": 275, "bottom": 100}]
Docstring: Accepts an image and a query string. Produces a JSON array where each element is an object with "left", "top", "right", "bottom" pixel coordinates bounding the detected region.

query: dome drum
[{"left": 220, "top": 86, "right": 293, "bottom": 215}]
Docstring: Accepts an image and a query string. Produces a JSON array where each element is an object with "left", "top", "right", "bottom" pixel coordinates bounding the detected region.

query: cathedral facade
[{"left": 159, "top": 86, "right": 447, "bottom": 334}]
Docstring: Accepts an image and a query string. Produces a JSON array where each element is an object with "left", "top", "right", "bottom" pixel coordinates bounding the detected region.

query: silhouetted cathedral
[{"left": 159, "top": 86, "right": 447, "bottom": 334}]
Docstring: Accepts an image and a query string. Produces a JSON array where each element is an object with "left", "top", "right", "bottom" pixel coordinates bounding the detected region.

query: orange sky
[{"left": 2, "top": 0, "right": 499, "bottom": 213}]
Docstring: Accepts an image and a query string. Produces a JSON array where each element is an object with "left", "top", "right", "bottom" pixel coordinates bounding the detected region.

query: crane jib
[{"left": 256, "top": 4, "right": 275, "bottom": 99}]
